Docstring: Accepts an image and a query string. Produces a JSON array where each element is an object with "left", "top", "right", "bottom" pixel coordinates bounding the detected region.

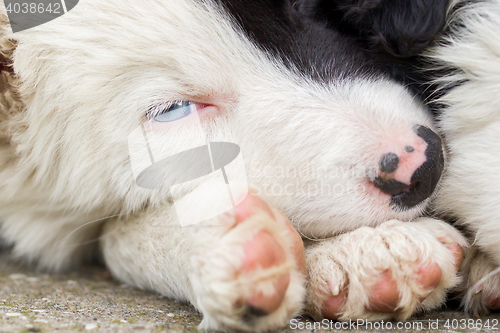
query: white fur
[
  {"left": 424, "top": 0, "right": 500, "bottom": 314},
  {"left": 0, "top": 0, "right": 466, "bottom": 330}
]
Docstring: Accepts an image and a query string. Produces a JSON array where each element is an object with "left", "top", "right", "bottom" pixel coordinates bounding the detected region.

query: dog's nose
[{"left": 373, "top": 125, "right": 444, "bottom": 209}]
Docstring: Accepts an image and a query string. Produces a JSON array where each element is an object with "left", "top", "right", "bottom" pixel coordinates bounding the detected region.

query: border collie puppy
[
  {"left": 315, "top": 0, "right": 500, "bottom": 317},
  {"left": 0, "top": 0, "right": 466, "bottom": 331},
  {"left": 419, "top": 0, "right": 500, "bottom": 316}
]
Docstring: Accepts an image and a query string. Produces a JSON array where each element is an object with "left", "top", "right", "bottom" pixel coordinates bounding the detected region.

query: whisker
[
  {"left": 52, "top": 213, "right": 125, "bottom": 248},
  {"left": 65, "top": 214, "right": 223, "bottom": 249}
]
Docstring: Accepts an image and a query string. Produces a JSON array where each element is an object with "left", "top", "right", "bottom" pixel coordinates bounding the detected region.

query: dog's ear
[
  {"left": 298, "top": 0, "right": 449, "bottom": 57},
  {"left": 364, "top": 0, "right": 450, "bottom": 57}
]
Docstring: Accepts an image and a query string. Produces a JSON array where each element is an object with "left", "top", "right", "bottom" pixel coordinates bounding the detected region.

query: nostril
[
  {"left": 379, "top": 153, "right": 399, "bottom": 174},
  {"left": 405, "top": 146, "right": 415, "bottom": 153}
]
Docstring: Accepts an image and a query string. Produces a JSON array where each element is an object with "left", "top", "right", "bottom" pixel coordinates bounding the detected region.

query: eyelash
[
  {"left": 148, "top": 101, "right": 194, "bottom": 122},
  {"left": 148, "top": 101, "right": 176, "bottom": 118}
]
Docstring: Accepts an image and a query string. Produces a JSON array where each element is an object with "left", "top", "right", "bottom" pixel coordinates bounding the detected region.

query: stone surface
[{"left": 1, "top": 252, "right": 500, "bottom": 332}]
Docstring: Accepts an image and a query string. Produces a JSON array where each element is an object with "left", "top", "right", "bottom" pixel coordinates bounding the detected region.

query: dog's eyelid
[
  {"left": 147, "top": 101, "right": 187, "bottom": 119},
  {"left": 149, "top": 101, "right": 195, "bottom": 123}
]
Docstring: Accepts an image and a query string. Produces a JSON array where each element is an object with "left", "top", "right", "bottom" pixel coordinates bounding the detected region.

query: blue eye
[{"left": 154, "top": 101, "right": 194, "bottom": 122}]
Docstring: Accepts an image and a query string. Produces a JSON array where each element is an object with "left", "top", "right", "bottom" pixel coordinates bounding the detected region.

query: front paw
[
  {"left": 458, "top": 246, "right": 500, "bottom": 315},
  {"left": 305, "top": 218, "right": 467, "bottom": 321},
  {"left": 190, "top": 194, "right": 306, "bottom": 332}
]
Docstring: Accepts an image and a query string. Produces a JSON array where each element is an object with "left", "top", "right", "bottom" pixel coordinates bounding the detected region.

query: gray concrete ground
[{"left": 1, "top": 252, "right": 500, "bottom": 333}]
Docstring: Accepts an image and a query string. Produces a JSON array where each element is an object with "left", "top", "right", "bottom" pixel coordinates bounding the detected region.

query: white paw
[
  {"left": 190, "top": 194, "right": 306, "bottom": 332},
  {"left": 459, "top": 246, "right": 500, "bottom": 316},
  {"left": 305, "top": 218, "right": 467, "bottom": 321}
]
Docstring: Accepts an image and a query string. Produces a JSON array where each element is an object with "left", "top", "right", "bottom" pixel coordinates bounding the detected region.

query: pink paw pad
[
  {"left": 232, "top": 194, "right": 305, "bottom": 317},
  {"left": 321, "top": 237, "right": 463, "bottom": 318}
]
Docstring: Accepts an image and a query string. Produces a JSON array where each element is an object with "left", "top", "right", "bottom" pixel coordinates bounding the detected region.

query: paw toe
[
  {"left": 438, "top": 237, "right": 463, "bottom": 270},
  {"left": 242, "top": 231, "right": 287, "bottom": 271},
  {"left": 246, "top": 272, "right": 291, "bottom": 315},
  {"left": 368, "top": 270, "right": 400, "bottom": 313},
  {"left": 486, "top": 295, "right": 500, "bottom": 310},
  {"left": 417, "top": 262, "right": 442, "bottom": 294},
  {"left": 242, "top": 230, "right": 290, "bottom": 314},
  {"left": 322, "top": 293, "right": 348, "bottom": 319}
]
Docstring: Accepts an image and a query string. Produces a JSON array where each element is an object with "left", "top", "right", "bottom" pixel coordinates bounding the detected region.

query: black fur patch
[
  {"left": 299, "top": 0, "right": 449, "bottom": 58},
  {"left": 214, "top": 0, "right": 386, "bottom": 83},
  {"left": 295, "top": 0, "right": 453, "bottom": 115}
]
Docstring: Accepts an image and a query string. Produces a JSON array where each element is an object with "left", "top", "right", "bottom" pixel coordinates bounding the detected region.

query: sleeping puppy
[
  {"left": 419, "top": 0, "right": 500, "bottom": 316},
  {"left": 0, "top": 0, "right": 466, "bottom": 331},
  {"left": 311, "top": 0, "right": 500, "bottom": 317}
]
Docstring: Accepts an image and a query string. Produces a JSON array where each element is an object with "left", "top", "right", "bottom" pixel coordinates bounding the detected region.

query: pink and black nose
[{"left": 373, "top": 125, "right": 444, "bottom": 209}]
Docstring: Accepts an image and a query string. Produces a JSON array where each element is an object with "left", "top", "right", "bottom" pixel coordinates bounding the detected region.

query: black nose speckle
[{"left": 379, "top": 153, "right": 399, "bottom": 174}]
